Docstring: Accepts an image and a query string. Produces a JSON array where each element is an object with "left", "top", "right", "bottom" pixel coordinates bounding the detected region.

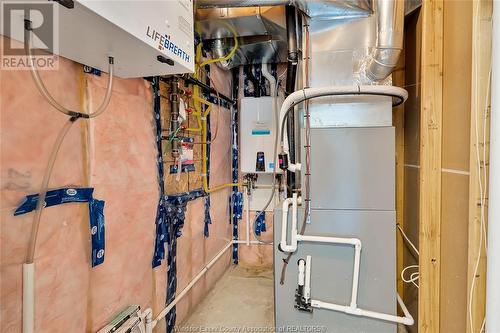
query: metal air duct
[
  {"left": 196, "top": 0, "right": 373, "bottom": 19},
  {"left": 365, "top": 0, "right": 405, "bottom": 81}
]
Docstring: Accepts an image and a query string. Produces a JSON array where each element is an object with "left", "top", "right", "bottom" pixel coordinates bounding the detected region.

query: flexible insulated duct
[{"left": 366, "top": 0, "right": 405, "bottom": 81}]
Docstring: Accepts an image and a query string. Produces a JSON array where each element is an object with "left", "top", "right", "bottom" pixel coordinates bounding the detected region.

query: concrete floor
[{"left": 181, "top": 265, "right": 275, "bottom": 332}]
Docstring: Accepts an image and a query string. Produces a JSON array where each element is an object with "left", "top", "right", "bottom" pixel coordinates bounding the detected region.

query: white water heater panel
[{"left": 240, "top": 97, "right": 279, "bottom": 174}]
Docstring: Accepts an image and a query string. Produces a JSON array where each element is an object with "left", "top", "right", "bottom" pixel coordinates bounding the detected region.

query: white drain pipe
[
  {"left": 22, "top": 263, "right": 34, "bottom": 333},
  {"left": 282, "top": 195, "right": 413, "bottom": 326},
  {"left": 261, "top": 64, "right": 276, "bottom": 98},
  {"left": 486, "top": 1, "right": 500, "bottom": 332},
  {"left": 245, "top": 191, "right": 251, "bottom": 246},
  {"left": 151, "top": 241, "right": 234, "bottom": 328}
]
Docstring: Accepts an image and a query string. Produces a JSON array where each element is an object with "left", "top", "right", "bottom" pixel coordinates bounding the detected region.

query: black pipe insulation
[
  {"left": 245, "top": 65, "right": 261, "bottom": 98},
  {"left": 285, "top": 4, "right": 298, "bottom": 195},
  {"left": 175, "top": 75, "right": 236, "bottom": 105}
]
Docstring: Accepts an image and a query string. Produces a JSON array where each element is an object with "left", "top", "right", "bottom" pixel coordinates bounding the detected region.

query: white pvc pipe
[
  {"left": 233, "top": 240, "right": 269, "bottom": 245},
  {"left": 142, "top": 308, "right": 153, "bottom": 333},
  {"left": 486, "top": 1, "right": 500, "bottom": 331},
  {"left": 261, "top": 63, "right": 276, "bottom": 98},
  {"left": 304, "top": 255, "right": 311, "bottom": 302},
  {"left": 152, "top": 237, "right": 274, "bottom": 328},
  {"left": 278, "top": 85, "right": 408, "bottom": 156},
  {"left": 306, "top": 256, "right": 413, "bottom": 326},
  {"left": 311, "top": 294, "right": 414, "bottom": 326},
  {"left": 351, "top": 243, "right": 362, "bottom": 309},
  {"left": 298, "top": 259, "right": 305, "bottom": 286},
  {"left": 280, "top": 197, "right": 295, "bottom": 252},
  {"left": 280, "top": 194, "right": 299, "bottom": 252},
  {"left": 23, "top": 263, "right": 34, "bottom": 333},
  {"left": 287, "top": 219, "right": 412, "bottom": 325},
  {"left": 152, "top": 241, "right": 233, "bottom": 327},
  {"left": 238, "top": 191, "right": 272, "bottom": 246},
  {"left": 292, "top": 193, "right": 298, "bottom": 246},
  {"left": 245, "top": 192, "right": 250, "bottom": 246},
  {"left": 297, "top": 234, "right": 362, "bottom": 308},
  {"left": 297, "top": 234, "right": 362, "bottom": 247}
]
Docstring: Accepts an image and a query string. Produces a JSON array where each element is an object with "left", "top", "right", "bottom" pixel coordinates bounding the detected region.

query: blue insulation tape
[
  {"left": 89, "top": 199, "right": 105, "bottom": 267},
  {"left": 14, "top": 187, "right": 94, "bottom": 215},
  {"left": 254, "top": 211, "right": 266, "bottom": 236},
  {"left": 13, "top": 187, "right": 105, "bottom": 267},
  {"left": 150, "top": 78, "right": 211, "bottom": 333},
  {"left": 230, "top": 98, "right": 241, "bottom": 264}
]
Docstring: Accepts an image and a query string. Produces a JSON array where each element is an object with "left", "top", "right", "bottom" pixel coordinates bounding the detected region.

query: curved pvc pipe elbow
[
  {"left": 261, "top": 63, "right": 276, "bottom": 97},
  {"left": 280, "top": 194, "right": 300, "bottom": 253},
  {"left": 278, "top": 85, "right": 408, "bottom": 147},
  {"left": 351, "top": 238, "right": 362, "bottom": 249}
]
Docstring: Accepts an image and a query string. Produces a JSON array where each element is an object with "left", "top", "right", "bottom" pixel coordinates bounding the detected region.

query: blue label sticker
[
  {"left": 252, "top": 129, "right": 271, "bottom": 136},
  {"left": 269, "top": 163, "right": 275, "bottom": 169}
]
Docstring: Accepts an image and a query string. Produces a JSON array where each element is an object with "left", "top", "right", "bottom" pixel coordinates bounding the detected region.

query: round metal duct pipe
[{"left": 365, "top": 0, "right": 405, "bottom": 81}]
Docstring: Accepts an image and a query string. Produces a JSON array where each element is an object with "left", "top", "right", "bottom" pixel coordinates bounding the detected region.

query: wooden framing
[
  {"left": 419, "top": 0, "right": 444, "bottom": 331},
  {"left": 466, "top": 1, "right": 493, "bottom": 332},
  {"left": 393, "top": 57, "right": 406, "bottom": 300}
]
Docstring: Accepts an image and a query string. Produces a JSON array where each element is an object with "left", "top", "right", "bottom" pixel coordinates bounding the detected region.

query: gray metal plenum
[
  {"left": 195, "top": 0, "right": 374, "bottom": 69},
  {"left": 196, "top": 6, "right": 288, "bottom": 69},
  {"left": 365, "top": 0, "right": 405, "bottom": 81},
  {"left": 196, "top": 0, "right": 373, "bottom": 19},
  {"left": 196, "top": 0, "right": 405, "bottom": 82}
]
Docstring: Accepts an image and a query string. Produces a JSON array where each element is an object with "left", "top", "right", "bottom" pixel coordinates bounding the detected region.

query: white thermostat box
[
  {"left": 2, "top": 0, "right": 194, "bottom": 77},
  {"left": 240, "top": 96, "right": 281, "bottom": 174}
]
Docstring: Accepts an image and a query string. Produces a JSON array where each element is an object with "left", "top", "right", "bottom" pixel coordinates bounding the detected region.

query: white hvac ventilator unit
[{"left": 1, "top": 0, "right": 194, "bottom": 77}]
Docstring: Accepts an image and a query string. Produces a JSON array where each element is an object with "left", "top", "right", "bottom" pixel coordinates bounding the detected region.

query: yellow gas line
[
  {"left": 201, "top": 109, "right": 240, "bottom": 193},
  {"left": 190, "top": 25, "right": 241, "bottom": 193},
  {"left": 198, "top": 23, "right": 239, "bottom": 69},
  {"left": 185, "top": 95, "right": 211, "bottom": 132}
]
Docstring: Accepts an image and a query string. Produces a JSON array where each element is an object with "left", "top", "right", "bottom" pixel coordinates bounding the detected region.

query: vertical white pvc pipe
[
  {"left": 298, "top": 259, "right": 305, "bottom": 286},
  {"left": 305, "top": 255, "right": 311, "bottom": 301},
  {"left": 291, "top": 193, "right": 298, "bottom": 249},
  {"left": 261, "top": 63, "right": 276, "bottom": 98},
  {"left": 350, "top": 245, "right": 361, "bottom": 309},
  {"left": 23, "top": 263, "right": 34, "bottom": 333},
  {"left": 245, "top": 191, "right": 250, "bottom": 246},
  {"left": 486, "top": 2, "right": 500, "bottom": 332},
  {"left": 280, "top": 198, "right": 290, "bottom": 250}
]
